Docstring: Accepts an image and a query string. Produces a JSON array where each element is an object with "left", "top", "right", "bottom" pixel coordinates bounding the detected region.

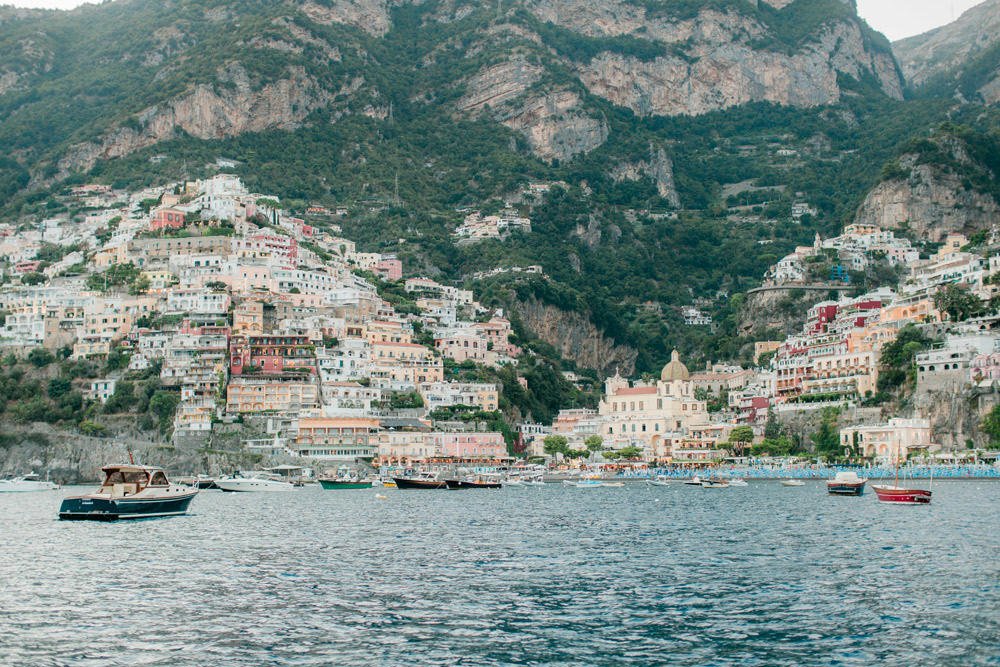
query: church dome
[{"left": 660, "top": 349, "right": 690, "bottom": 382}]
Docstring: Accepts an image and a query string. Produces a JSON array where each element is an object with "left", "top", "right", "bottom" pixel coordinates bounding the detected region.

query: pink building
[
  {"left": 971, "top": 352, "right": 1000, "bottom": 384},
  {"left": 13, "top": 260, "right": 42, "bottom": 274},
  {"left": 427, "top": 432, "right": 507, "bottom": 460},
  {"left": 150, "top": 208, "right": 186, "bottom": 232},
  {"left": 374, "top": 258, "right": 402, "bottom": 281}
]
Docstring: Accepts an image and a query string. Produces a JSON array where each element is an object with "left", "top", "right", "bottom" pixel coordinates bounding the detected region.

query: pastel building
[
  {"left": 839, "top": 418, "right": 933, "bottom": 463},
  {"left": 293, "top": 417, "right": 380, "bottom": 459}
]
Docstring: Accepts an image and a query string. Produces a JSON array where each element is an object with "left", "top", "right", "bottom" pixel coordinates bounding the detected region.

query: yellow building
[{"left": 226, "top": 376, "right": 319, "bottom": 413}]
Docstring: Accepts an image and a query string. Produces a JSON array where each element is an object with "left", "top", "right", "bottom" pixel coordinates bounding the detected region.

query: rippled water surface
[{"left": 2, "top": 481, "right": 998, "bottom": 666}]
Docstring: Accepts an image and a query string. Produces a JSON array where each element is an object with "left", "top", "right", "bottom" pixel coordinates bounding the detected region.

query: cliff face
[
  {"left": 526, "top": 0, "right": 901, "bottom": 115},
  {"left": 893, "top": 0, "right": 1000, "bottom": 99},
  {"left": 515, "top": 298, "right": 637, "bottom": 376},
  {"left": 854, "top": 142, "right": 1000, "bottom": 241}
]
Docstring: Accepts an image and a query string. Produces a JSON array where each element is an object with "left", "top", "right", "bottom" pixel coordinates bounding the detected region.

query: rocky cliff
[
  {"left": 854, "top": 134, "right": 1000, "bottom": 241},
  {"left": 515, "top": 298, "right": 637, "bottom": 376},
  {"left": 59, "top": 63, "right": 350, "bottom": 176},
  {"left": 893, "top": 0, "right": 1000, "bottom": 101}
]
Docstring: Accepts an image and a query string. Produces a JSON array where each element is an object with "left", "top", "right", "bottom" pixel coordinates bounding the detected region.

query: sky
[{"left": 4, "top": 0, "right": 990, "bottom": 42}]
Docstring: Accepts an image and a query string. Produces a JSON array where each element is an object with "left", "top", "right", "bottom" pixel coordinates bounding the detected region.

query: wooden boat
[
  {"left": 827, "top": 471, "right": 867, "bottom": 496},
  {"left": 683, "top": 476, "right": 703, "bottom": 486},
  {"left": 59, "top": 464, "right": 196, "bottom": 521},
  {"left": 318, "top": 478, "right": 374, "bottom": 489},
  {"left": 393, "top": 476, "right": 447, "bottom": 490}
]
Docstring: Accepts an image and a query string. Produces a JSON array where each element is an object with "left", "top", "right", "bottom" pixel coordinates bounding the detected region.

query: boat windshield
[
  {"left": 103, "top": 470, "right": 149, "bottom": 487},
  {"left": 148, "top": 471, "right": 169, "bottom": 486}
]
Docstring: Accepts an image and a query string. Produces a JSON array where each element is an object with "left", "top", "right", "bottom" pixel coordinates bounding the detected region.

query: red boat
[{"left": 871, "top": 484, "right": 932, "bottom": 504}]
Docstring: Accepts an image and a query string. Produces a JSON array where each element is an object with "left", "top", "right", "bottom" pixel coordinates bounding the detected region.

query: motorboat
[
  {"left": 601, "top": 481, "right": 625, "bottom": 487},
  {"left": 573, "top": 478, "right": 603, "bottom": 488},
  {"left": 728, "top": 478, "right": 748, "bottom": 487},
  {"left": 683, "top": 476, "right": 703, "bottom": 486},
  {"left": 781, "top": 479, "right": 806, "bottom": 487},
  {"left": 59, "top": 464, "right": 196, "bottom": 521},
  {"left": 0, "top": 473, "right": 58, "bottom": 492},
  {"left": 445, "top": 477, "right": 503, "bottom": 489},
  {"left": 827, "top": 471, "right": 867, "bottom": 496},
  {"left": 646, "top": 476, "right": 672, "bottom": 487},
  {"left": 871, "top": 484, "right": 931, "bottom": 504},
  {"left": 701, "top": 478, "right": 730, "bottom": 489},
  {"left": 215, "top": 472, "right": 296, "bottom": 492},
  {"left": 523, "top": 479, "right": 547, "bottom": 487},
  {"left": 393, "top": 473, "right": 447, "bottom": 490},
  {"left": 503, "top": 478, "right": 526, "bottom": 487}
]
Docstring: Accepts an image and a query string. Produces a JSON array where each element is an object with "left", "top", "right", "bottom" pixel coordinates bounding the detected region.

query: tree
[
  {"left": 47, "top": 377, "right": 72, "bottom": 399},
  {"left": 543, "top": 434, "right": 569, "bottom": 456},
  {"left": 27, "top": 348, "right": 55, "bottom": 368},
  {"left": 584, "top": 435, "right": 603, "bottom": 452},
  {"left": 148, "top": 390, "right": 180, "bottom": 434},
  {"left": 616, "top": 445, "right": 644, "bottom": 459},
  {"left": 79, "top": 420, "right": 108, "bottom": 437},
  {"left": 726, "top": 425, "right": 755, "bottom": 456},
  {"left": 981, "top": 404, "right": 1000, "bottom": 449},
  {"left": 20, "top": 272, "right": 46, "bottom": 285},
  {"left": 810, "top": 407, "right": 842, "bottom": 459},
  {"left": 934, "top": 284, "right": 982, "bottom": 322},
  {"left": 763, "top": 408, "right": 781, "bottom": 439}
]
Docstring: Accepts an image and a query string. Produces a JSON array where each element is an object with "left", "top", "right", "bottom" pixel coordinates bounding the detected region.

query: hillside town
[{"left": 0, "top": 174, "right": 998, "bottom": 472}]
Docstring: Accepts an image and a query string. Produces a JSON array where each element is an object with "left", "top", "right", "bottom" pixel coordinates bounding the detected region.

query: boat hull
[
  {"left": 827, "top": 482, "right": 866, "bottom": 496},
  {"left": 59, "top": 492, "right": 196, "bottom": 521},
  {"left": 215, "top": 479, "right": 295, "bottom": 492},
  {"left": 392, "top": 477, "right": 447, "bottom": 490},
  {"left": 872, "top": 485, "right": 931, "bottom": 504},
  {"left": 445, "top": 480, "right": 502, "bottom": 489},
  {"left": 0, "top": 481, "right": 58, "bottom": 492},
  {"left": 318, "top": 480, "right": 373, "bottom": 490}
]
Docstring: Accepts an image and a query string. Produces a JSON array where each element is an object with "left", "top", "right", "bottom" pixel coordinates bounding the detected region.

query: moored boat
[
  {"left": 445, "top": 477, "right": 502, "bottom": 489},
  {"left": 573, "top": 478, "right": 603, "bottom": 488},
  {"left": 0, "top": 473, "right": 58, "bottom": 493},
  {"left": 728, "top": 478, "right": 748, "bottom": 487},
  {"left": 781, "top": 479, "right": 805, "bottom": 487},
  {"left": 701, "top": 478, "right": 730, "bottom": 489},
  {"left": 646, "top": 476, "right": 672, "bottom": 487},
  {"left": 318, "top": 478, "right": 375, "bottom": 489},
  {"left": 871, "top": 484, "right": 931, "bottom": 504},
  {"left": 827, "top": 471, "right": 867, "bottom": 496},
  {"left": 215, "top": 473, "right": 296, "bottom": 492},
  {"left": 393, "top": 475, "right": 447, "bottom": 490},
  {"left": 59, "top": 464, "right": 196, "bottom": 521},
  {"left": 683, "top": 476, "right": 703, "bottom": 486}
]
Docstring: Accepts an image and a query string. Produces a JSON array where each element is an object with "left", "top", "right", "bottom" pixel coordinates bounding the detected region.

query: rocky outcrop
[
  {"left": 458, "top": 58, "right": 607, "bottom": 161},
  {"left": 59, "top": 63, "right": 344, "bottom": 174},
  {"left": 525, "top": 1, "right": 901, "bottom": 115},
  {"left": 578, "top": 21, "right": 901, "bottom": 116},
  {"left": 500, "top": 91, "right": 608, "bottom": 162},
  {"left": 294, "top": 0, "right": 391, "bottom": 37},
  {"left": 610, "top": 144, "right": 680, "bottom": 206},
  {"left": 893, "top": 0, "right": 1000, "bottom": 90},
  {"left": 854, "top": 151, "right": 1000, "bottom": 242},
  {"left": 515, "top": 298, "right": 636, "bottom": 376}
]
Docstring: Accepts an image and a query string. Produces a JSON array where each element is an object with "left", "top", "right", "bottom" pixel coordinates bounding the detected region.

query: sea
[{"left": 1, "top": 480, "right": 998, "bottom": 666}]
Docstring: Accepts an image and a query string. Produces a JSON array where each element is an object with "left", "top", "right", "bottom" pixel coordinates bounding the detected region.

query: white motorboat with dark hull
[
  {"left": 59, "top": 464, "right": 196, "bottom": 521},
  {"left": 0, "top": 473, "right": 58, "bottom": 492}
]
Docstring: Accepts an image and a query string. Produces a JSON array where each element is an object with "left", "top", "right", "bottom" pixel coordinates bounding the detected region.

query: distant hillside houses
[{"left": 454, "top": 209, "right": 531, "bottom": 242}]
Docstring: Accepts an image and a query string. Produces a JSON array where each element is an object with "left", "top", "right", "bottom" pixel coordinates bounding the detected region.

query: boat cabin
[{"left": 99, "top": 465, "right": 170, "bottom": 497}]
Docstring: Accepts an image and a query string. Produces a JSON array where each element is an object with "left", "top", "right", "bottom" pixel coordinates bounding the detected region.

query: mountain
[
  {"left": 0, "top": 0, "right": 984, "bottom": 374},
  {"left": 893, "top": 0, "right": 1000, "bottom": 103}
]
